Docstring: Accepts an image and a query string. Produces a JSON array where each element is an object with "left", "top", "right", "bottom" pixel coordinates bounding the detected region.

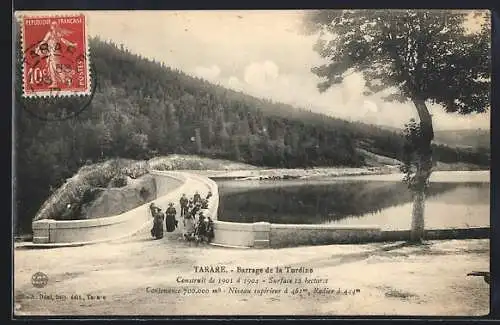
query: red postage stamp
[{"left": 20, "top": 13, "right": 91, "bottom": 97}]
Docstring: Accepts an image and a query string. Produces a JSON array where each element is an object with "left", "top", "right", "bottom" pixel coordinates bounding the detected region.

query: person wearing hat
[
  {"left": 205, "top": 216, "right": 215, "bottom": 243},
  {"left": 149, "top": 203, "right": 158, "bottom": 237},
  {"left": 179, "top": 193, "right": 189, "bottom": 218},
  {"left": 193, "top": 191, "right": 202, "bottom": 205},
  {"left": 183, "top": 206, "right": 196, "bottom": 240},
  {"left": 187, "top": 199, "right": 195, "bottom": 219},
  {"left": 195, "top": 211, "right": 215, "bottom": 243},
  {"left": 195, "top": 210, "right": 206, "bottom": 242},
  {"left": 149, "top": 203, "right": 160, "bottom": 217},
  {"left": 191, "top": 201, "right": 202, "bottom": 219},
  {"left": 201, "top": 198, "right": 209, "bottom": 209},
  {"left": 165, "top": 202, "right": 178, "bottom": 233},
  {"left": 151, "top": 206, "right": 164, "bottom": 239}
]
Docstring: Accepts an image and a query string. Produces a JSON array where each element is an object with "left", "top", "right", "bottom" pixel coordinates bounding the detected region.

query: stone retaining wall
[
  {"left": 270, "top": 224, "right": 382, "bottom": 248},
  {"left": 211, "top": 221, "right": 382, "bottom": 248},
  {"left": 210, "top": 221, "right": 489, "bottom": 249},
  {"left": 31, "top": 171, "right": 219, "bottom": 245},
  {"left": 379, "top": 227, "right": 490, "bottom": 242}
]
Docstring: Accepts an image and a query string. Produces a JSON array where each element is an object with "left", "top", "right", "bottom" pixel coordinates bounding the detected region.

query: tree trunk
[
  {"left": 410, "top": 187, "right": 426, "bottom": 242},
  {"left": 409, "top": 98, "right": 434, "bottom": 243}
]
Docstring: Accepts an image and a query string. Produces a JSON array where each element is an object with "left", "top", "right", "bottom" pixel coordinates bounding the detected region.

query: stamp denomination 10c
[{"left": 20, "top": 13, "right": 91, "bottom": 98}]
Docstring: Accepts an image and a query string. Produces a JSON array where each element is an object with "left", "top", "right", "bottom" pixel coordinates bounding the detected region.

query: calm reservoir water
[{"left": 216, "top": 172, "right": 490, "bottom": 230}]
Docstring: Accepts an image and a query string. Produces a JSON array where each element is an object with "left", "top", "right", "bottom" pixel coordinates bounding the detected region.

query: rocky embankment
[
  {"left": 191, "top": 165, "right": 399, "bottom": 181},
  {"left": 82, "top": 175, "right": 157, "bottom": 219}
]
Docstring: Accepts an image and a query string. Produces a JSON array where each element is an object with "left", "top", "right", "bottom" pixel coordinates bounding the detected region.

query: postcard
[{"left": 12, "top": 9, "right": 490, "bottom": 317}]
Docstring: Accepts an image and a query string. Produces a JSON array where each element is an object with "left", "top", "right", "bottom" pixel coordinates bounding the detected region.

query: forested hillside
[{"left": 14, "top": 38, "right": 489, "bottom": 235}]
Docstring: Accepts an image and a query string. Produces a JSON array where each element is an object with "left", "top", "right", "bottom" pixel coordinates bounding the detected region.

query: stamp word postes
[{"left": 21, "top": 14, "right": 91, "bottom": 97}]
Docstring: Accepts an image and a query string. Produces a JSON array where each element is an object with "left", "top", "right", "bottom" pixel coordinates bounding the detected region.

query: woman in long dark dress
[
  {"left": 165, "top": 203, "right": 177, "bottom": 233},
  {"left": 150, "top": 203, "right": 159, "bottom": 238},
  {"left": 153, "top": 210, "right": 165, "bottom": 239}
]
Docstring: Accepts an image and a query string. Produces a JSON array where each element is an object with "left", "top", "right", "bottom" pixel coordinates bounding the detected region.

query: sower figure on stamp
[{"left": 36, "top": 21, "right": 77, "bottom": 88}]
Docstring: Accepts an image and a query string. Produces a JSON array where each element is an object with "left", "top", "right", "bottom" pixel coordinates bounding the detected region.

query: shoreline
[
  {"left": 180, "top": 165, "right": 399, "bottom": 180},
  {"left": 185, "top": 167, "right": 489, "bottom": 182}
]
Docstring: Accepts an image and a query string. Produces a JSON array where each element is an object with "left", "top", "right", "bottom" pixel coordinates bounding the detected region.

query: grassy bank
[{"left": 33, "top": 159, "right": 150, "bottom": 222}]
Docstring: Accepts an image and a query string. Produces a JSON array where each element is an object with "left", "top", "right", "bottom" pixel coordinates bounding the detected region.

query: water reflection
[{"left": 217, "top": 180, "right": 490, "bottom": 230}]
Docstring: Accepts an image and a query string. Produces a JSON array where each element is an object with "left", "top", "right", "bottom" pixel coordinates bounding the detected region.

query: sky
[{"left": 16, "top": 10, "right": 491, "bottom": 130}]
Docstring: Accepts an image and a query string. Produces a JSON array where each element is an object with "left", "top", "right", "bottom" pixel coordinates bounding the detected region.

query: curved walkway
[
  {"left": 13, "top": 171, "right": 490, "bottom": 316},
  {"left": 19, "top": 171, "right": 217, "bottom": 248}
]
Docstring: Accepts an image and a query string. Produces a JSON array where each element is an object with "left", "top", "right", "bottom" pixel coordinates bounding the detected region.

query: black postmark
[
  {"left": 31, "top": 272, "right": 48, "bottom": 288},
  {"left": 23, "top": 37, "right": 85, "bottom": 95},
  {"left": 16, "top": 38, "right": 97, "bottom": 122}
]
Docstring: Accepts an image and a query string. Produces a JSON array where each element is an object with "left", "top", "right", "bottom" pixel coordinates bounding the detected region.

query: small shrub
[
  {"left": 81, "top": 187, "right": 104, "bottom": 206},
  {"left": 109, "top": 175, "right": 128, "bottom": 188},
  {"left": 139, "top": 187, "right": 150, "bottom": 201},
  {"left": 60, "top": 204, "right": 79, "bottom": 220}
]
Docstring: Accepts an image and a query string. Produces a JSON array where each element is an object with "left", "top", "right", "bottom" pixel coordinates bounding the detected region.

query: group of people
[
  {"left": 149, "top": 202, "right": 178, "bottom": 240},
  {"left": 149, "top": 190, "right": 215, "bottom": 243},
  {"left": 180, "top": 191, "right": 215, "bottom": 243}
]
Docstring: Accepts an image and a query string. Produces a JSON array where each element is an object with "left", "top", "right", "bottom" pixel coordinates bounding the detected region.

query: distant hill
[
  {"left": 378, "top": 126, "right": 490, "bottom": 149},
  {"left": 434, "top": 129, "right": 490, "bottom": 149}
]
